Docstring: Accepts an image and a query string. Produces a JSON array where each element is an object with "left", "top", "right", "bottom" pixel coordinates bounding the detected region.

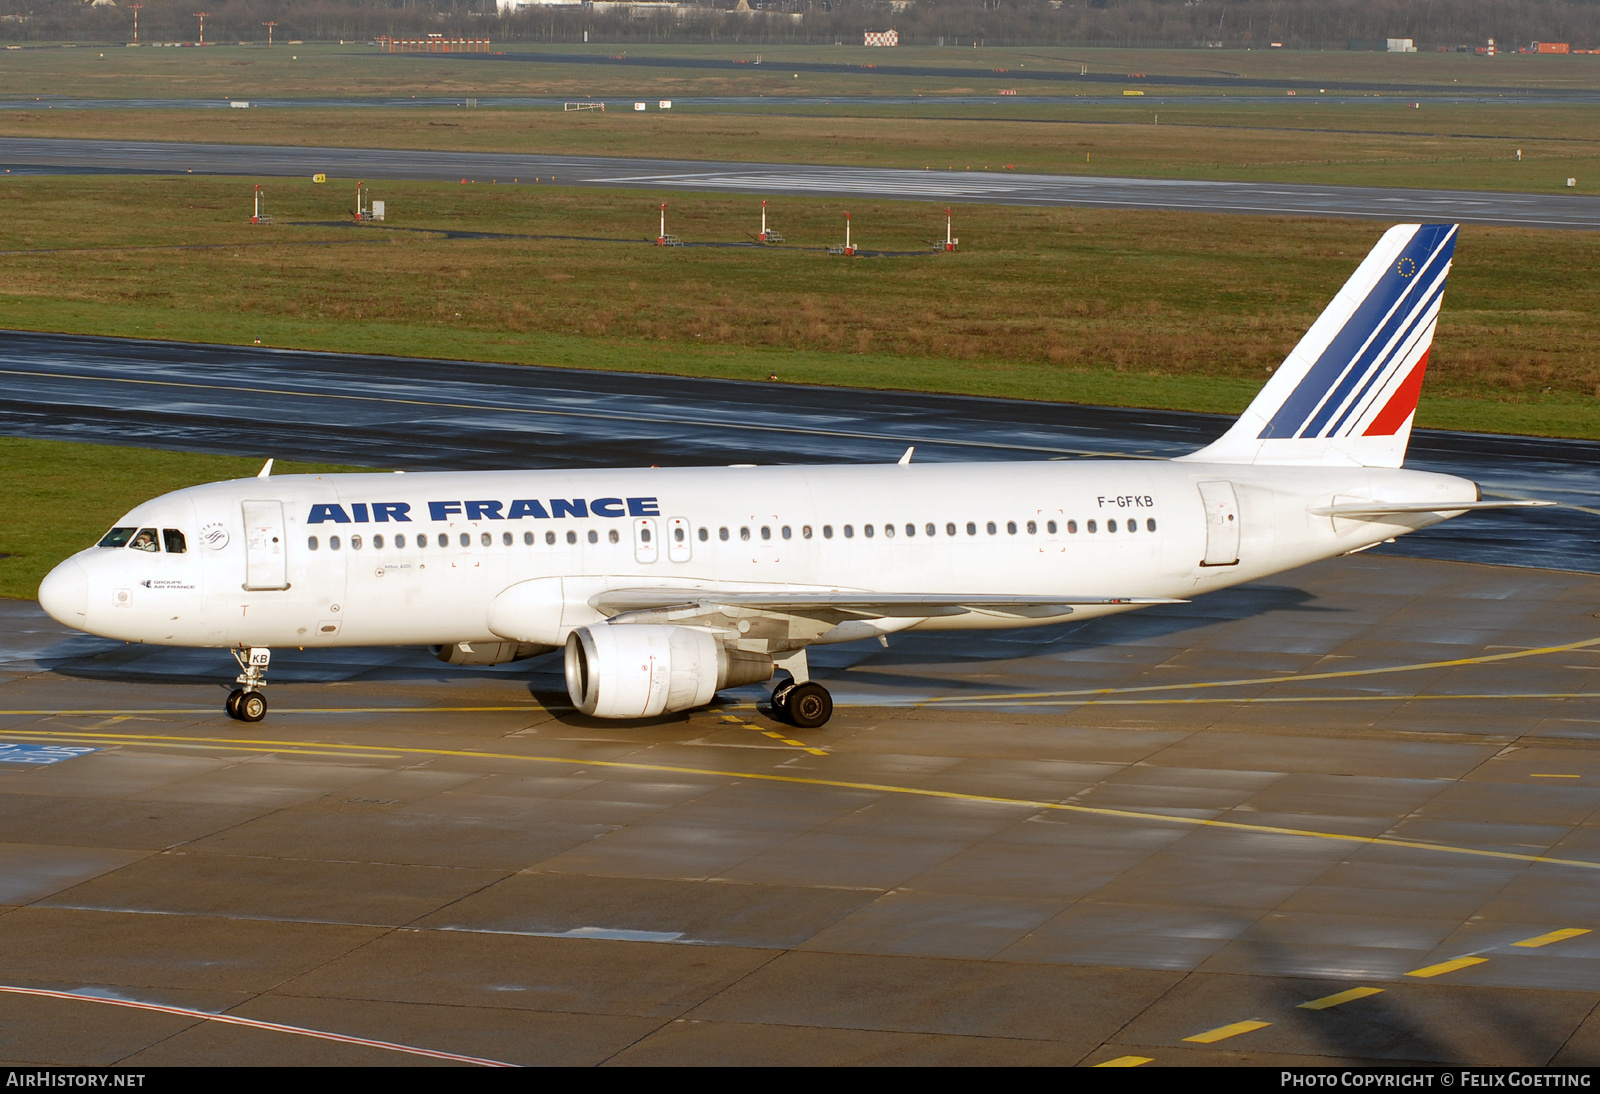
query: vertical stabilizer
[{"left": 1180, "top": 224, "right": 1457, "bottom": 468}]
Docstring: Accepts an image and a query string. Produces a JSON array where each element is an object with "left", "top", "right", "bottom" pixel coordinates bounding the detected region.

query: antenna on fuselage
[
  {"left": 257, "top": 459, "right": 274, "bottom": 478},
  {"left": 898, "top": 446, "right": 914, "bottom": 465}
]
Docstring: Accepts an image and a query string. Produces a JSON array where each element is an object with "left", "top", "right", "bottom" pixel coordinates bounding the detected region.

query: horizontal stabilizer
[{"left": 1310, "top": 499, "right": 1555, "bottom": 518}]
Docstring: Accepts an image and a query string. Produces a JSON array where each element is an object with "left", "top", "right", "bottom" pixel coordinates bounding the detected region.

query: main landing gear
[
  {"left": 768, "top": 650, "right": 834, "bottom": 729},
  {"left": 226, "top": 646, "right": 271, "bottom": 723}
]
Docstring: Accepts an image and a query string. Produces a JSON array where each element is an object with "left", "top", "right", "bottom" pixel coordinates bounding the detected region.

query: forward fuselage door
[
  {"left": 1197, "top": 481, "right": 1241, "bottom": 567},
  {"left": 242, "top": 499, "right": 290, "bottom": 589}
]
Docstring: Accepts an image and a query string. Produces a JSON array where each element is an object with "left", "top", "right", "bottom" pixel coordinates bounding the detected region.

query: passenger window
[
  {"left": 1147, "top": 518, "right": 1157, "bottom": 532},
  {"left": 1127, "top": 519, "right": 1137, "bottom": 534},
  {"left": 698, "top": 527, "right": 708, "bottom": 542},
  {"left": 1108, "top": 519, "right": 1118, "bottom": 533},
  {"left": 417, "top": 534, "right": 427, "bottom": 548},
  {"left": 394, "top": 533, "right": 405, "bottom": 548},
  {"left": 720, "top": 527, "right": 730, "bottom": 541},
  {"left": 1067, "top": 521, "right": 1077, "bottom": 534},
  {"left": 926, "top": 523, "right": 936, "bottom": 537},
  {"left": 823, "top": 525, "right": 833, "bottom": 539},
  {"left": 1007, "top": 522, "right": 1017, "bottom": 535},
  {"left": 761, "top": 526, "right": 771, "bottom": 540},
  {"left": 907, "top": 524, "right": 916, "bottom": 537},
  {"left": 351, "top": 535, "right": 362, "bottom": 550},
  {"left": 373, "top": 534, "right": 384, "bottom": 549},
  {"left": 609, "top": 529, "right": 620, "bottom": 544},
  {"left": 503, "top": 532, "right": 512, "bottom": 546},
  {"left": 99, "top": 527, "right": 137, "bottom": 548},
  {"left": 880, "top": 524, "right": 891, "bottom": 538},
  {"left": 130, "top": 528, "right": 160, "bottom": 552},
  {"left": 844, "top": 525, "right": 854, "bottom": 539},
  {"left": 546, "top": 531, "right": 556, "bottom": 545},
  {"left": 566, "top": 531, "right": 577, "bottom": 545},
  {"left": 481, "top": 533, "right": 492, "bottom": 547},
  {"left": 967, "top": 522, "right": 977, "bottom": 536},
  {"left": 1088, "top": 520, "right": 1097, "bottom": 533},
  {"left": 865, "top": 525, "right": 875, "bottom": 538},
  {"left": 946, "top": 523, "right": 956, "bottom": 536},
  {"left": 438, "top": 533, "right": 449, "bottom": 548},
  {"left": 308, "top": 536, "right": 319, "bottom": 551},
  {"left": 782, "top": 526, "right": 791, "bottom": 540},
  {"left": 987, "top": 522, "right": 997, "bottom": 535},
  {"left": 460, "top": 533, "right": 471, "bottom": 547},
  {"left": 803, "top": 525, "right": 813, "bottom": 539},
  {"left": 1026, "top": 521, "right": 1037, "bottom": 535},
  {"left": 587, "top": 530, "right": 598, "bottom": 544},
  {"left": 740, "top": 527, "right": 751, "bottom": 541},
  {"left": 525, "top": 531, "right": 534, "bottom": 545},
  {"left": 330, "top": 536, "right": 341, "bottom": 551},
  {"left": 641, "top": 528, "right": 652, "bottom": 543},
  {"left": 1047, "top": 521, "right": 1057, "bottom": 534},
  {"left": 162, "top": 529, "right": 187, "bottom": 554},
  {"left": 675, "top": 527, "right": 686, "bottom": 542}
]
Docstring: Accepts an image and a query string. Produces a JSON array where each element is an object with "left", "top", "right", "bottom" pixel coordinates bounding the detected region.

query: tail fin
[{"left": 1181, "top": 223, "right": 1457, "bottom": 468}]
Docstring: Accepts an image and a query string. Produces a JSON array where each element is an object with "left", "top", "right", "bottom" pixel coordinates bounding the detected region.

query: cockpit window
[
  {"left": 98, "top": 527, "right": 137, "bottom": 548},
  {"left": 129, "top": 528, "right": 161, "bottom": 553},
  {"left": 163, "top": 529, "right": 187, "bottom": 554}
]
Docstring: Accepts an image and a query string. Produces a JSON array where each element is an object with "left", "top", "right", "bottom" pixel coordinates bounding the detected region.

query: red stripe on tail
[{"left": 1363, "top": 350, "right": 1430, "bottom": 437}]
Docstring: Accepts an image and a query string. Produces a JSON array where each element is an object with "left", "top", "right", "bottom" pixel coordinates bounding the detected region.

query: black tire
[
  {"left": 225, "top": 688, "right": 245, "bottom": 720},
  {"left": 786, "top": 683, "right": 833, "bottom": 729},
  {"left": 236, "top": 691, "right": 268, "bottom": 723}
]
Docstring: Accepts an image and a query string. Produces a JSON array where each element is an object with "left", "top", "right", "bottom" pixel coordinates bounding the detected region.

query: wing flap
[{"left": 591, "top": 590, "right": 1184, "bottom": 621}]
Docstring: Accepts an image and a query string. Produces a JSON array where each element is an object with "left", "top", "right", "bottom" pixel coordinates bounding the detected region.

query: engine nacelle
[
  {"left": 431, "top": 641, "right": 552, "bottom": 666},
  {"left": 565, "top": 624, "right": 773, "bottom": 719}
]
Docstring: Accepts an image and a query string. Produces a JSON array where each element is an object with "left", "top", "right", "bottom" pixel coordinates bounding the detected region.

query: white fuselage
[{"left": 42, "top": 459, "right": 1478, "bottom": 651}]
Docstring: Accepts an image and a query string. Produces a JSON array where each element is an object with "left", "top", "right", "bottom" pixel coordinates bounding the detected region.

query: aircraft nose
[{"left": 38, "top": 558, "right": 89, "bottom": 628}]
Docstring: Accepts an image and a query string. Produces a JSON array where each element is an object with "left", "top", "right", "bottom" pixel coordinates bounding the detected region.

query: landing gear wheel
[
  {"left": 225, "top": 688, "right": 245, "bottom": 720},
  {"left": 770, "top": 680, "right": 797, "bottom": 720},
  {"left": 235, "top": 691, "right": 268, "bottom": 723},
  {"left": 785, "top": 682, "right": 833, "bottom": 729}
]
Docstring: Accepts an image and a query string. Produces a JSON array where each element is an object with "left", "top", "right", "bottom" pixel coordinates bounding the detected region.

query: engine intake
[{"left": 565, "top": 624, "right": 773, "bottom": 719}]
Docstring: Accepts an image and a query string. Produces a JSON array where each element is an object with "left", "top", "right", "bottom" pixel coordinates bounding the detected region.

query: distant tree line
[{"left": 3, "top": 0, "right": 1598, "bottom": 49}]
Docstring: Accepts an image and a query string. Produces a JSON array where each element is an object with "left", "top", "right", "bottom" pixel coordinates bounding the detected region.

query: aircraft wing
[
  {"left": 592, "top": 590, "right": 1184, "bottom": 623},
  {"left": 1310, "top": 499, "right": 1555, "bottom": 518}
]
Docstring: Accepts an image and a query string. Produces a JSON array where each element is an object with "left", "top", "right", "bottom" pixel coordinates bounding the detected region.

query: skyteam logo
[
  {"left": 306, "top": 497, "right": 661, "bottom": 524},
  {"left": 1259, "top": 224, "right": 1457, "bottom": 441}
]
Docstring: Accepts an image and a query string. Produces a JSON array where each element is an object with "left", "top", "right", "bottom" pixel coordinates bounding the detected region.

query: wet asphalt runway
[
  {"left": 4, "top": 137, "right": 1598, "bottom": 229},
  {"left": 0, "top": 329, "right": 1595, "bottom": 574}
]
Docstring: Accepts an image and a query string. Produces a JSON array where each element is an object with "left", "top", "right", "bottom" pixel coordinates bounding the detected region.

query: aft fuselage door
[
  {"left": 1197, "top": 481, "right": 1241, "bottom": 567},
  {"left": 242, "top": 499, "right": 290, "bottom": 589},
  {"left": 634, "top": 518, "right": 659, "bottom": 564},
  {"left": 667, "top": 517, "right": 691, "bottom": 562}
]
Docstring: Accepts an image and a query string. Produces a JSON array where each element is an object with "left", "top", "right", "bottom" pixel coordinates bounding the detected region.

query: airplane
[{"left": 37, "top": 223, "right": 1548, "bottom": 728}]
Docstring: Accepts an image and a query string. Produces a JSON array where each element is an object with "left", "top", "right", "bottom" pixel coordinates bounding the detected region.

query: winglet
[
  {"left": 257, "top": 459, "right": 274, "bottom": 478},
  {"left": 898, "top": 446, "right": 914, "bottom": 465}
]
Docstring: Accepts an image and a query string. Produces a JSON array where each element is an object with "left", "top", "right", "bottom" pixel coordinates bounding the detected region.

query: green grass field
[
  {"left": 2, "top": 175, "right": 1596, "bottom": 437},
  {"left": 0, "top": 437, "right": 372, "bottom": 599}
]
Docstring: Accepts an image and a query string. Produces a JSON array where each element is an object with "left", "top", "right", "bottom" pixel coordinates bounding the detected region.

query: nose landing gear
[{"left": 226, "top": 646, "right": 271, "bottom": 722}]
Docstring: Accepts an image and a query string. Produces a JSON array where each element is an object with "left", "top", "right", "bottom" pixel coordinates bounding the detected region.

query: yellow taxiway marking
[
  {"left": 919, "top": 636, "right": 1600, "bottom": 706},
  {"left": 1531, "top": 774, "right": 1582, "bottom": 778},
  {"left": 720, "top": 714, "right": 828, "bottom": 757},
  {"left": 1298, "top": 987, "right": 1385, "bottom": 1010},
  {"left": 1093, "top": 1056, "right": 1153, "bottom": 1067},
  {"left": 4, "top": 727, "right": 1600, "bottom": 871},
  {"left": 946, "top": 693, "right": 1600, "bottom": 708},
  {"left": 1184, "top": 1020, "right": 1270, "bottom": 1044},
  {"left": 1405, "top": 956, "right": 1488, "bottom": 978},
  {"left": 1513, "top": 928, "right": 1591, "bottom": 948},
  {"left": 0, "top": 706, "right": 544, "bottom": 717}
]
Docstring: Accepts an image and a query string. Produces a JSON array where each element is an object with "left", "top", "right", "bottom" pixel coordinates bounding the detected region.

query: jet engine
[{"left": 565, "top": 624, "right": 773, "bottom": 719}]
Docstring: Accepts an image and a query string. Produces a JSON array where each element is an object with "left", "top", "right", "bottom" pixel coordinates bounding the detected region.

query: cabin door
[
  {"left": 1197, "top": 481, "right": 1241, "bottom": 567},
  {"left": 242, "top": 500, "right": 290, "bottom": 590}
]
